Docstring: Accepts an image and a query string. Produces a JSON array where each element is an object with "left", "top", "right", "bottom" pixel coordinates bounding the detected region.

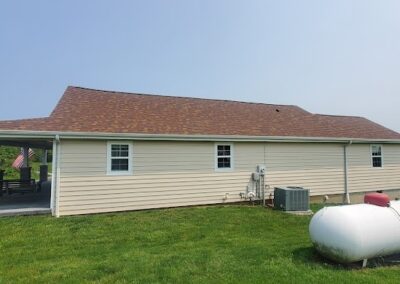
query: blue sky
[{"left": 1, "top": 0, "right": 399, "bottom": 132}]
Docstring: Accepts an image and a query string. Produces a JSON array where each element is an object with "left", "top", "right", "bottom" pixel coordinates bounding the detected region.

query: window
[
  {"left": 215, "top": 143, "right": 233, "bottom": 170},
  {"left": 371, "top": 145, "right": 382, "bottom": 168},
  {"left": 107, "top": 142, "right": 133, "bottom": 175}
]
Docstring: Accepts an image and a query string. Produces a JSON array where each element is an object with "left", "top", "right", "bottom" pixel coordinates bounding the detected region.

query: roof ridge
[
  {"left": 0, "top": 117, "right": 48, "bottom": 123},
  {"left": 315, "top": 113, "right": 400, "bottom": 135},
  {"left": 314, "top": 113, "right": 364, "bottom": 119},
  {"left": 68, "top": 86, "right": 303, "bottom": 109}
]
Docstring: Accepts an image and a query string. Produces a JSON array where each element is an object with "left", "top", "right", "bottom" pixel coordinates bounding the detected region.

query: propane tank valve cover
[{"left": 364, "top": 192, "right": 390, "bottom": 207}]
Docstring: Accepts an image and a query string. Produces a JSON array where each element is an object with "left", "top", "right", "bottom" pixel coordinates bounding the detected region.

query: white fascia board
[
  {"left": 0, "top": 131, "right": 55, "bottom": 139},
  {"left": 0, "top": 130, "right": 400, "bottom": 144}
]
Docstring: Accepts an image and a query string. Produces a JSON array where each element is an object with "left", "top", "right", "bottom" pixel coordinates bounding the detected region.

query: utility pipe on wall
[{"left": 258, "top": 178, "right": 265, "bottom": 205}]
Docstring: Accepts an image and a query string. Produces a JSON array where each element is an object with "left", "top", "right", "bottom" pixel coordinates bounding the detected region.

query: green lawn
[{"left": 0, "top": 205, "right": 398, "bottom": 283}]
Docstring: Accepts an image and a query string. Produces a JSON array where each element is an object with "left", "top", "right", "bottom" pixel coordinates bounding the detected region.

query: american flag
[{"left": 12, "top": 148, "right": 34, "bottom": 169}]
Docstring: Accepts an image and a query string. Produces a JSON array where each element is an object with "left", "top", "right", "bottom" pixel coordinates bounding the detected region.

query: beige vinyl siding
[
  {"left": 60, "top": 141, "right": 106, "bottom": 176},
  {"left": 265, "top": 143, "right": 345, "bottom": 196},
  {"left": 234, "top": 143, "right": 264, "bottom": 171},
  {"left": 133, "top": 141, "right": 214, "bottom": 173},
  {"left": 58, "top": 141, "right": 261, "bottom": 216},
  {"left": 347, "top": 144, "right": 400, "bottom": 192},
  {"left": 58, "top": 172, "right": 251, "bottom": 215},
  {"left": 57, "top": 140, "right": 400, "bottom": 216}
]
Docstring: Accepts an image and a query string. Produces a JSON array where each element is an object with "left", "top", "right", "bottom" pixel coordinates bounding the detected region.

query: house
[{"left": 0, "top": 86, "right": 399, "bottom": 216}]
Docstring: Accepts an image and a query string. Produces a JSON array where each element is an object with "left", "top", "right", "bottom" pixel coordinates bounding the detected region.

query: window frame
[
  {"left": 214, "top": 143, "right": 234, "bottom": 172},
  {"left": 107, "top": 141, "right": 133, "bottom": 175},
  {"left": 371, "top": 144, "right": 383, "bottom": 168}
]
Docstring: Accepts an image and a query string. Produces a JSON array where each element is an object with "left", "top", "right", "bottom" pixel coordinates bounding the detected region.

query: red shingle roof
[{"left": 0, "top": 86, "right": 399, "bottom": 140}]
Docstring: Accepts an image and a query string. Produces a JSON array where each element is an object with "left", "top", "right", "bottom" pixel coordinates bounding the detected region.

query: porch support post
[
  {"left": 20, "top": 147, "right": 31, "bottom": 181},
  {"left": 40, "top": 149, "right": 49, "bottom": 182},
  {"left": 23, "top": 147, "right": 29, "bottom": 167},
  {"left": 41, "top": 150, "right": 48, "bottom": 165}
]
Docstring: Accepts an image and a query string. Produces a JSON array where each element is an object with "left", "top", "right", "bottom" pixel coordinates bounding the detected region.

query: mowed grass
[{"left": 0, "top": 205, "right": 399, "bottom": 283}]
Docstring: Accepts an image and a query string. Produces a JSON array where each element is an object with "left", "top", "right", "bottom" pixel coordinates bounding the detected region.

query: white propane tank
[{"left": 309, "top": 200, "right": 400, "bottom": 263}]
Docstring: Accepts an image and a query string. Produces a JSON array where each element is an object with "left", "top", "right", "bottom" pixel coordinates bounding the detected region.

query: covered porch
[{"left": 0, "top": 137, "right": 54, "bottom": 216}]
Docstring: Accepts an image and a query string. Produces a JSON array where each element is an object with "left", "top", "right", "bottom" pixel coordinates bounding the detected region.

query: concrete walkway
[
  {"left": 0, "top": 207, "right": 51, "bottom": 217},
  {"left": 0, "top": 183, "right": 51, "bottom": 216}
]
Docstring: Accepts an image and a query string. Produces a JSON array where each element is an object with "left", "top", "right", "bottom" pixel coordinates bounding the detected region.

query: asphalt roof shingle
[{"left": 0, "top": 86, "right": 399, "bottom": 140}]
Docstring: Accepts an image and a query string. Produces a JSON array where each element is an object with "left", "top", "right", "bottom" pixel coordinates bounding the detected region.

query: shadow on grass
[
  {"left": 291, "top": 246, "right": 349, "bottom": 269},
  {"left": 292, "top": 247, "right": 400, "bottom": 269}
]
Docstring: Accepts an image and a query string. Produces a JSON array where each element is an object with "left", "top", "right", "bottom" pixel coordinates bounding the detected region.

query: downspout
[
  {"left": 343, "top": 140, "right": 352, "bottom": 204},
  {"left": 50, "top": 134, "right": 61, "bottom": 217},
  {"left": 50, "top": 137, "right": 56, "bottom": 215},
  {"left": 263, "top": 143, "right": 267, "bottom": 207},
  {"left": 56, "top": 135, "right": 61, "bottom": 217}
]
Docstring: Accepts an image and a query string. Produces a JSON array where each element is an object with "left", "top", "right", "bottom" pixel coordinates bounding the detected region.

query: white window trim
[
  {"left": 214, "top": 143, "right": 234, "bottom": 172},
  {"left": 371, "top": 144, "right": 383, "bottom": 168},
  {"left": 107, "top": 141, "right": 133, "bottom": 175}
]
